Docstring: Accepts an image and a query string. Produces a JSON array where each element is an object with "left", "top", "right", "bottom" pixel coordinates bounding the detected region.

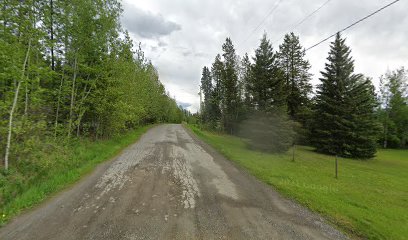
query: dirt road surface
[{"left": 0, "top": 124, "right": 347, "bottom": 240}]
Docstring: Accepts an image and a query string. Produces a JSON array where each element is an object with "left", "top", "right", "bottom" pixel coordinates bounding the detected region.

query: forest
[
  {"left": 199, "top": 33, "right": 408, "bottom": 158},
  {"left": 0, "top": 0, "right": 189, "bottom": 215}
]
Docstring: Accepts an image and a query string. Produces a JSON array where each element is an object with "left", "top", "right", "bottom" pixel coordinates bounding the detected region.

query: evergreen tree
[
  {"left": 249, "top": 34, "right": 285, "bottom": 111},
  {"left": 221, "top": 38, "right": 240, "bottom": 134},
  {"left": 210, "top": 54, "right": 223, "bottom": 129},
  {"left": 312, "top": 33, "right": 379, "bottom": 158},
  {"left": 241, "top": 53, "right": 252, "bottom": 111},
  {"left": 277, "top": 32, "right": 312, "bottom": 122},
  {"left": 240, "top": 34, "right": 294, "bottom": 152},
  {"left": 200, "top": 66, "right": 213, "bottom": 123}
]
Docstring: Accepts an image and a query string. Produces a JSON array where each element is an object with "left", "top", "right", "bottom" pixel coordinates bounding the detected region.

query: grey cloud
[
  {"left": 122, "top": 4, "right": 181, "bottom": 39},
  {"left": 182, "top": 51, "right": 192, "bottom": 57},
  {"left": 158, "top": 41, "right": 168, "bottom": 47}
]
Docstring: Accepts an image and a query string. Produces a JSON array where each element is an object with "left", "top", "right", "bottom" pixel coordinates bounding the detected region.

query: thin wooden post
[{"left": 335, "top": 155, "right": 338, "bottom": 179}]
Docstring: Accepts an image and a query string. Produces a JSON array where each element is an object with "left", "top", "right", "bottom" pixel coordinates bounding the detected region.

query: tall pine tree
[
  {"left": 200, "top": 66, "right": 213, "bottom": 124},
  {"left": 241, "top": 53, "right": 252, "bottom": 111},
  {"left": 312, "top": 33, "right": 379, "bottom": 158},
  {"left": 240, "top": 34, "right": 294, "bottom": 152},
  {"left": 210, "top": 54, "right": 223, "bottom": 130},
  {"left": 221, "top": 38, "right": 240, "bottom": 134},
  {"left": 249, "top": 34, "right": 286, "bottom": 111},
  {"left": 277, "top": 32, "right": 312, "bottom": 122}
]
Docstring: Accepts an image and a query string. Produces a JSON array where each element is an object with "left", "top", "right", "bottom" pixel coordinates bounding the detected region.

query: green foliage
[
  {"left": 242, "top": 34, "right": 294, "bottom": 152},
  {"left": 199, "top": 34, "right": 307, "bottom": 153},
  {"left": 0, "top": 125, "right": 152, "bottom": 225},
  {"left": 200, "top": 66, "right": 214, "bottom": 124},
  {"left": 1, "top": 0, "right": 183, "bottom": 169},
  {"left": 198, "top": 32, "right": 405, "bottom": 158},
  {"left": 377, "top": 68, "right": 408, "bottom": 148},
  {"left": 221, "top": 38, "right": 241, "bottom": 134},
  {"left": 239, "top": 111, "right": 295, "bottom": 152},
  {"left": 249, "top": 34, "right": 286, "bottom": 111},
  {"left": 278, "top": 33, "right": 312, "bottom": 120},
  {"left": 0, "top": 0, "right": 184, "bottom": 218},
  {"left": 201, "top": 40, "right": 242, "bottom": 133},
  {"left": 209, "top": 54, "right": 224, "bottom": 129},
  {"left": 190, "top": 125, "right": 408, "bottom": 240},
  {"left": 312, "top": 33, "right": 379, "bottom": 158}
]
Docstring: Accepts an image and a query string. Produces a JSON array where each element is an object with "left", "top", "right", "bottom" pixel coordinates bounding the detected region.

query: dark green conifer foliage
[
  {"left": 210, "top": 54, "right": 224, "bottom": 130},
  {"left": 240, "top": 34, "right": 294, "bottom": 152},
  {"left": 221, "top": 38, "right": 240, "bottom": 134},
  {"left": 200, "top": 66, "right": 213, "bottom": 123},
  {"left": 312, "top": 33, "right": 379, "bottom": 158},
  {"left": 249, "top": 34, "right": 286, "bottom": 111},
  {"left": 277, "top": 32, "right": 312, "bottom": 122},
  {"left": 241, "top": 53, "right": 252, "bottom": 111}
]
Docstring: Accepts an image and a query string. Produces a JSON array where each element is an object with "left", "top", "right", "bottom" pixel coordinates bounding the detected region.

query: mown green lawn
[
  {"left": 0, "top": 125, "right": 153, "bottom": 225},
  {"left": 188, "top": 125, "right": 408, "bottom": 240}
]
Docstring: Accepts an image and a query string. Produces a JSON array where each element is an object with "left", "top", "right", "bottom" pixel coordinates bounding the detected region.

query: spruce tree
[
  {"left": 200, "top": 66, "right": 213, "bottom": 124},
  {"left": 221, "top": 38, "right": 240, "bottom": 134},
  {"left": 249, "top": 34, "right": 286, "bottom": 111},
  {"left": 312, "top": 33, "right": 379, "bottom": 158},
  {"left": 210, "top": 54, "right": 223, "bottom": 129},
  {"left": 241, "top": 53, "right": 252, "bottom": 110},
  {"left": 240, "top": 34, "right": 294, "bottom": 152},
  {"left": 277, "top": 32, "right": 312, "bottom": 122}
]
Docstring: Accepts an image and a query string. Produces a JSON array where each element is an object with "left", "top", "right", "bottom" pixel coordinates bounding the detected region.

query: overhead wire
[
  {"left": 242, "top": 0, "right": 283, "bottom": 44},
  {"left": 272, "top": 0, "right": 332, "bottom": 44},
  {"left": 305, "top": 0, "right": 401, "bottom": 51}
]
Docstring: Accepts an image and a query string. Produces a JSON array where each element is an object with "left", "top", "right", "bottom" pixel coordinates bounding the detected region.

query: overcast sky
[{"left": 121, "top": 0, "right": 408, "bottom": 112}]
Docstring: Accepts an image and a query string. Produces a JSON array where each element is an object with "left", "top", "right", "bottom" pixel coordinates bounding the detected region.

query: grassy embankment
[
  {"left": 188, "top": 125, "right": 408, "bottom": 240},
  {"left": 0, "top": 125, "right": 153, "bottom": 225}
]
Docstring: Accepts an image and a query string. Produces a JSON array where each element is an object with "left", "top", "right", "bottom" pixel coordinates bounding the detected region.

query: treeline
[
  {"left": 200, "top": 32, "right": 408, "bottom": 158},
  {"left": 0, "top": 0, "right": 184, "bottom": 171}
]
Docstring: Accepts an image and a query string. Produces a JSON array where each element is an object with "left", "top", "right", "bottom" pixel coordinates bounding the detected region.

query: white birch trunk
[
  {"left": 4, "top": 40, "right": 31, "bottom": 171},
  {"left": 68, "top": 56, "right": 78, "bottom": 138}
]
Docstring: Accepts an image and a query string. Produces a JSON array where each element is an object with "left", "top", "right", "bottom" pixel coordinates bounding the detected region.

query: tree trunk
[
  {"left": 24, "top": 53, "right": 30, "bottom": 115},
  {"left": 24, "top": 80, "right": 28, "bottom": 115},
  {"left": 54, "top": 74, "right": 64, "bottom": 139},
  {"left": 383, "top": 106, "right": 389, "bottom": 149},
  {"left": 68, "top": 56, "right": 78, "bottom": 138},
  {"left": 4, "top": 39, "right": 31, "bottom": 171},
  {"left": 76, "top": 85, "right": 92, "bottom": 137},
  {"left": 50, "top": 0, "right": 55, "bottom": 70}
]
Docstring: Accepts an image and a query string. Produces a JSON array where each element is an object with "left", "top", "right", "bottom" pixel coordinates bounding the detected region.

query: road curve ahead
[{"left": 0, "top": 124, "right": 346, "bottom": 240}]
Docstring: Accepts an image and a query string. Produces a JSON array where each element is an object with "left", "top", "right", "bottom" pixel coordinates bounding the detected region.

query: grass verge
[
  {"left": 188, "top": 124, "right": 408, "bottom": 240},
  {"left": 0, "top": 125, "right": 153, "bottom": 225}
]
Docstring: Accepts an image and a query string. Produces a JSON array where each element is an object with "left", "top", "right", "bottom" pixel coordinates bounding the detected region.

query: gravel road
[{"left": 0, "top": 124, "right": 347, "bottom": 240}]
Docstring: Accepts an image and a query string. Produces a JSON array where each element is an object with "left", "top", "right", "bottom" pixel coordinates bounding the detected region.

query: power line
[
  {"left": 305, "top": 0, "right": 401, "bottom": 51},
  {"left": 272, "top": 0, "right": 332, "bottom": 45},
  {"left": 242, "top": 0, "right": 283, "bottom": 44}
]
